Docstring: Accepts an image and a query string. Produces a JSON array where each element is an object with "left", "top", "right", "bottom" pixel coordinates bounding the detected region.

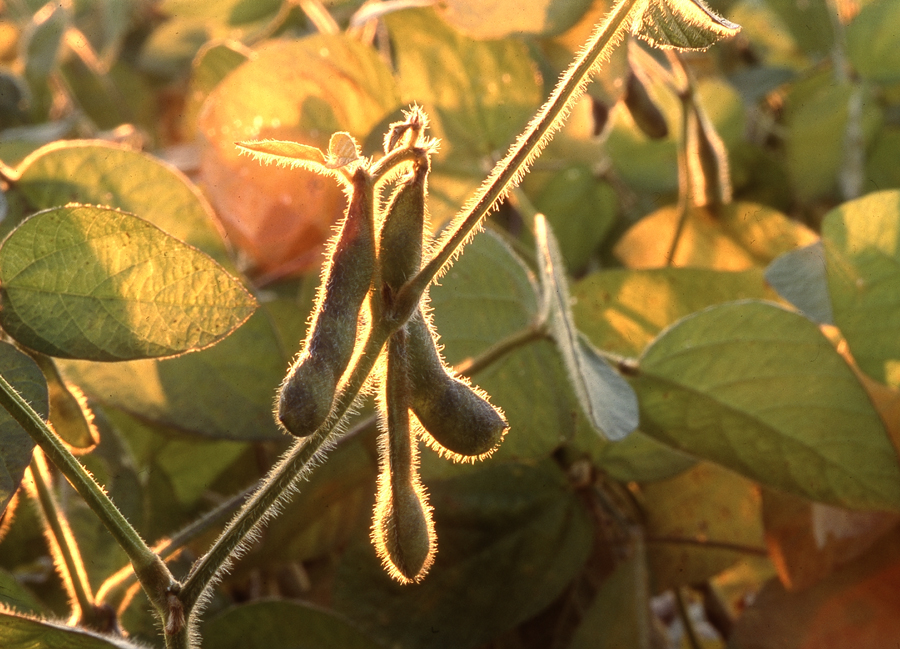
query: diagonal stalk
[
  {"left": 394, "top": 0, "right": 644, "bottom": 319},
  {"left": 0, "top": 373, "right": 177, "bottom": 618},
  {"left": 96, "top": 486, "right": 254, "bottom": 608},
  {"left": 26, "top": 448, "right": 98, "bottom": 628}
]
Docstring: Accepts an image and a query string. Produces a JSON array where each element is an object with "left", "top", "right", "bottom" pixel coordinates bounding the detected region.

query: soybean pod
[
  {"left": 407, "top": 309, "right": 508, "bottom": 461},
  {"left": 379, "top": 152, "right": 429, "bottom": 296},
  {"left": 372, "top": 329, "right": 435, "bottom": 583},
  {"left": 277, "top": 168, "right": 375, "bottom": 437}
]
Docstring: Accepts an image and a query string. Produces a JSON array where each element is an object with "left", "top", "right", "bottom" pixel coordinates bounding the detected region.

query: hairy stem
[
  {"left": 453, "top": 323, "right": 550, "bottom": 377},
  {"left": 396, "top": 0, "right": 643, "bottom": 317},
  {"left": 0, "top": 373, "right": 176, "bottom": 617},
  {"left": 179, "top": 321, "right": 393, "bottom": 614},
  {"left": 96, "top": 486, "right": 254, "bottom": 608},
  {"left": 26, "top": 448, "right": 97, "bottom": 627}
]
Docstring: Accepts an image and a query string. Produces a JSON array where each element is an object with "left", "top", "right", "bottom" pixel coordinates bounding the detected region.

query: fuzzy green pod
[
  {"left": 407, "top": 309, "right": 508, "bottom": 461},
  {"left": 372, "top": 329, "right": 435, "bottom": 583},
  {"left": 378, "top": 153, "right": 429, "bottom": 295},
  {"left": 278, "top": 168, "right": 375, "bottom": 437}
]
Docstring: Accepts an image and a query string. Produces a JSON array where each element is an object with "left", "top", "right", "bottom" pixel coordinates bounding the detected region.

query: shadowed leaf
[
  {"left": 635, "top": 300, "right": 900, "bottom": 510},
  {"left": 633, "top": 0, "right": 740, "bottom": 51},
  {"left": 0, "top": 205, "right": 256, "bottom": 361},
  {"left": 0, "top": 342, "right": 46, "bottom": 516}
]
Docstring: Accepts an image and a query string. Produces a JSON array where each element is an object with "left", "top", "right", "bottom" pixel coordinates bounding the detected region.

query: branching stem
[{"left": 0, "top": 373, "right": 176, "bottom": 617}]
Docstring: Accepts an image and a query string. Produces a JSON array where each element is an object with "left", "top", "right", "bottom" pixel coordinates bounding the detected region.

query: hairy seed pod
[
  {"left": 372, "top": 329, "right": 435, "bottom": 583},
  {"left": 407, "top": 309, "right": 508, "bottom": 461},
  {"left": 278, "top": 168, "right": 375, "bottom": 437},
  {"left": 623, "top": 70, "right": 669, "bottom": 140},
  {"left": 379, "top": 153, "right": 429, "bottom": 294}
]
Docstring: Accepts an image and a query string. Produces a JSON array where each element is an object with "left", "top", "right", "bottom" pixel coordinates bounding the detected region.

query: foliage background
[{"left": 2, "top": 0, "right": 900, "bottom": 647}]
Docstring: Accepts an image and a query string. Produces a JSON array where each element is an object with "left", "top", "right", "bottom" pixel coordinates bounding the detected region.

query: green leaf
[
  {"left": 567, "top": 541, "right": 652, "bottom": 649},
  {"left": 633, "top": 0, "right": 741, "bottom": 51},
  {"left": 765, "top": 241, "right": 833, "bottom": 324},
  {"left": 0, "top": 204, "right": 256, "bottom": 361},
  {"left": 864, "top": 127, "right": 900, "bottom": 195},
  {"left": 436, "top": 0, "right": 594, "bottom": 38},
  {"left": 12, "top": 141, "right": 231, "bottom": 265},
  {"left": 335, "top": 461, "right": 593, "bottom": 649},
  {"left": 634, "top": 300, "right": 900, "bottom": 510},
  {"left": 570, "top": 267, "right": 770, "bottom": 482},
  {"left": 57, "top": 307, "right": 287, "bottom": 441},
  {"left": 182, "top": 39, "right": 251, "bottom": 138},
  {"left": 535, "top": 214, "right": 639, "bottom": 441},
  {"left": 0, "top": 342, "right": 45, "bottom": 515},
  {"left": 533, "top": 164, "right": 617, "bottom": 273},
  {"left": 0, "top": 567, "right": 43, "bottom": 615},
  {"left": 762, "top": 0, "right": 834, "bottom": 57},
  {"left": 202, "top": 600, "right": 385, "bottom": 649},
  {"left": 784, "top": 72, "right": 882, "bottom": 201},
  {"left": 22, "top": 4, "right": 67, "bottom": 84},
  {"left": 0, "top": 610, "right": 143, "bottom": 648},
  {"left": 388, "top": 8, "right": 540, "bottom": 155},
  {"left": 641, "top": 461, "right": 763, "bottom": 591},
  {"left": 822, "top": 190, "right": 900, "bottom": 387},
  {"left": 846, "top": 0, "right": 900, "bottom": 83},
  {"left": 102, "top": 406, "right": 241, "bottom": 505},
  {"left": 245, "top": 436, "right": 375, "bottom": 564},
  {"left": 573, "top": 267, "right": 772, "bottom": 358},
  {"left": 385, "top": 8, "right": 542, "bottom": 226}
]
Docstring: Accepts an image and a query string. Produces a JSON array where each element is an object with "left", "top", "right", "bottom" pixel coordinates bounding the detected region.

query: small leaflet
[
  {"left": 633, "top": 0, "right": 741, "bottom": 51},
  {"left": 326, "top": 132, "right": 361, "bottom": 169},
  {"left": 236, "top": 139, "right": 327, "bottom": 170}
]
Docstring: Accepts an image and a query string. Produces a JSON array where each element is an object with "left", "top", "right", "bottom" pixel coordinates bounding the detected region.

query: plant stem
[
  {"left": 395, "top": 0, "right": 644, "bottom": 317},
  {"left": 0, "top": 373, "right": 176, "bottom": 616},
  {"left": 96, "top": 486, "right": 254, "bottom": 608},
  {"left": 453, "top": 323, "right": 550, "bottom": 377},
  {"left": 26, "top": 448, "right": 97, "bottom": 627}
]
